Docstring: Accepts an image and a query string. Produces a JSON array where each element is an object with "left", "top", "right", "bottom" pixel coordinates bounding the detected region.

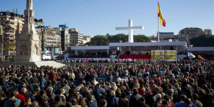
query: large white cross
[{"left": 116, "top": 19, "right": 144, "bottom": 43}]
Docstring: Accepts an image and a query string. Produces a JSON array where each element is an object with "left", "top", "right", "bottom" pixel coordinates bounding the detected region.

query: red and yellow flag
[
  {"left": 158, "top": 2, "right": 166, "bottom": 27},
  {"left": 198, "top": 55, "right": 205, "bottom": 61}
]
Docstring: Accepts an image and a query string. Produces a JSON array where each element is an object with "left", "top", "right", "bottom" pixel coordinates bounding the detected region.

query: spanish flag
[
  {"left": 158, "top": 2, "right": 166, "bottom": 27},
  {"left": 198, "top": 55, "right": 205, "bottom": 61}
]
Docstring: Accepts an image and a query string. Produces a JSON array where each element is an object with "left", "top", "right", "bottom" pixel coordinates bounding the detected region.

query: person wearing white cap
[{"left": 153, "top": 94, "right": 162, "bottom": 107}]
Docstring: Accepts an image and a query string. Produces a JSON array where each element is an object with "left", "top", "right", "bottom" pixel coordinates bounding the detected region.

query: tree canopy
[
  {"left": 190, "top": 35, "right": 214, "bottom": 47},
  {"left": 85, "top": 34, "right": 151, "bottom": 46},
  {"left": 85, "top": 35, "right": 108, "bottom": 46}
]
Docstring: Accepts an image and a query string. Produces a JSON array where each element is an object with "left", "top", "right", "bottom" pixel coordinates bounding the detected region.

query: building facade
[
  {"left": 0, "top": 11, "right": 24, "bottom": 55},
  {"left": 204, "top": 29, "right": 212, "bottom": 35},
  {"left": 179, "top": 27, "right": 206, "bottom": 38},
  {"left": 159, "top": 32, "right": 174, "bottom": 38},
  {"left": 44, "top": 33, "right": 61, "bottom": 55},
  {"left": 47, "top": 27, "right": 61, "bottom": 35},
  {"left": 61, "top": 28, "right": 70, "bottom": 51},
  {"left": 34, "top": 19, "right": 44, "bottom": 33},
  {"left": 178, "top": 27, "right": 206, "bottom": 45},
  {"left": 83, "top": 36, "right": 92, "bottom": 44},
  {"left": 0, "top": 11, "right": 44, "bottom": 55},
  {"left": 69, "top": 28, "right": 84, "bottom": 46}
]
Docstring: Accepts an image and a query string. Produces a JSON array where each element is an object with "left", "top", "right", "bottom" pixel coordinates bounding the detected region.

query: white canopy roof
[
  {"left": 187, "top": 47, "right": 214, "bottom": 52},
  {"left": 109, "top": 41, "right": 187, "bottom": 47},
  {"left": 71, "top": 41, "right": 187, "bottom": 51},
  {"left": 71, "top": 46, "right": 110, "bottom": 50}
]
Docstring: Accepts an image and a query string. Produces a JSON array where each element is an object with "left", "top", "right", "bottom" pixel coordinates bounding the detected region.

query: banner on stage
[
  {"left": 164, "top": 50, "right": 177, "bottom": 61},
  {"left": 151, "top": 50, "right": 164, "bottom": 60},
  {"left": 151, "top": 50, "right": 177, "bottom": 61}
]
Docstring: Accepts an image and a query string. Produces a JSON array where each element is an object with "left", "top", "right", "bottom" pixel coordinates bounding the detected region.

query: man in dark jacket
[
  {"left": 139, "top": 97, "right": 150, "bottom": 107},
  {"left": 129, "top": 88, "right": 142, "bottom": 107},
  {"left": 52, "top": 95, "right": 66, "bottom": 107}
]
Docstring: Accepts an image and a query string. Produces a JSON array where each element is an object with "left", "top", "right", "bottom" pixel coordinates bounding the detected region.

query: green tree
[
  {"left": 134, "top": 35, "right": 151, "bottom": 42},
  {"left": 190, "top": 35, "right": 214, "bottom": 47},
  {"left": 85, "top": 35, "right": 108, "bottom": 46},
  {"left": 108, "top": 33, "right": 128, "bottom": 42},
  {"left": 86, "top": 34, "right": 151, "bottom": 46}
]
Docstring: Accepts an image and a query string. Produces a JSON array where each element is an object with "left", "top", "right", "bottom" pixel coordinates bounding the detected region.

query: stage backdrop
[
  {"left": 164, "top": 50, "right": 177, "bottom": 61},
  {"left": 151, "top": 50, "right": 165, "bottom": 61},
  {"left": 151, "top": 50, "right": 177, "bottom": 61}
]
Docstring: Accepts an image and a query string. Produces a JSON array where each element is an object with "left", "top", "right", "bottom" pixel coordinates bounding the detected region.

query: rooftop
[{"left": 0, "top": 11, "right": 23, "bottom": 18}]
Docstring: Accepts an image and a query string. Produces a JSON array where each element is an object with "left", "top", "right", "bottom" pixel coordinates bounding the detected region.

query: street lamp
[
  {"left": 37, "top": 25, "right": 48, "bottom": 59},
  {"left": 52, "top": 44, "right": 55, "bottom": 60},
  {"left": 0, "top": 25, "right": 3, "bottom": 61}
]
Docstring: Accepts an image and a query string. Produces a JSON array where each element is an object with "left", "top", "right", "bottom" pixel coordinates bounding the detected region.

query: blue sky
[{"left": 0, "top": 0, "right": 214, "bottom": 36}]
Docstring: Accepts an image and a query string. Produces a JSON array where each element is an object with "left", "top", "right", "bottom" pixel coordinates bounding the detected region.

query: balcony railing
[
  {"left": 6, "top": 19, "right": 15, "bottom": 22},
  {"left": 5, "top": 32, "right": 15, "bottom": 35},
  {"left": 9, "top": 37, "right": 14, "bottom": 40}
]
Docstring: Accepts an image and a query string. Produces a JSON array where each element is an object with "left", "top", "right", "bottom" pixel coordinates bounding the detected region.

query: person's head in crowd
[
  {"left": 60, "top": 88, "right": 65, "bottom": 95},
  {"left": 184, "top": 98, "right": 192, "bottom": 107},
  {"left": 139, "top": 97, "right": 146, "bottom": 104},
  {"left": 40, "top": 90, "right": 47, "bottom": 97},
  {"left": 100, "top": 99, "right": 107, "bottom": 107},
  {"left": 42, "top": 98, "right": 49, "bottom": 106},
  {"left": 116, "top": 88, "right": 122, "bottom": 97},
  {"left": 155, "top": 94, "right": 162, "bottom": 101},
  {"left": 21, "top": 87, "right": 28, "bottom": 94},
  {"left": 54, "top": 95, "right": 61, "bottom": 103},
  {"left": 110, "top": 90, "right": 115, "bottom": 97},
  {"left": 66, "top": 102, "right": 73, "bottom": 107},
  {"left": 10, "top": 90, "right": 18, "bottom": 98},
  {"left": 46, "top": 86, "right": 54, "bottom": 94},
  {"left": 132, "top": 88, "right": 139, "bottom": 95},
  {"left": 31, "top": 101, "right": 39, "bottom": 107},
  {"left": 161, "top": 100, "right": 168, "bottom": 107},
  {"left": 71, "top": 98, "right": 78, "bottom": 105},
  {"left": 34, "top": 84, "right": 41, "bottom": 92}
]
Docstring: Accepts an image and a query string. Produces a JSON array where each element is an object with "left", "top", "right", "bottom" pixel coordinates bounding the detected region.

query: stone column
[
  {"left": 107, "top": 49, "right": 109, "bottom": 55},
  {"left": 75, "top": 50, "right": 78, "bottom": 56}
]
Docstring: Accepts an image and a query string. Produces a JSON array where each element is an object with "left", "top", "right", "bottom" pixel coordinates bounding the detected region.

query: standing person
[
  {"left": 4, "top": 90, "right": 21, "bottom": 107},
  {"left": 100, "top": 99, "right": 108, "bottom": 107},
  {"left": 118, "top": 93, "right": 129, "bottom": 107},
  {"left": 138, "top": 97, "right": 150, "bottom": 107},
  {"left": 129, "top": 88, "right": 142, "bottom": 107},
  {"left": 87, "top": 95, "right": 97, "bottom": 107},
  {"left": 106, "top": 90, "right": 119, "bottom": 107},
  {"left": 153, "top": 94, "right": 162, "bottom": 107},
  {"left": 40, "top": 75, "right": 47, "bottom": 89}
]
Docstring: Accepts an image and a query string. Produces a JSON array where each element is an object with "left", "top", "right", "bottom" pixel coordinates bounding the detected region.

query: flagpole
[{"left": 157, "top": 0, "right": 160, "bottom": 43}]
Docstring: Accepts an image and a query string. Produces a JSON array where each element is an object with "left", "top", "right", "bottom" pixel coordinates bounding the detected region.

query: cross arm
[{"left": 116, "top": 26, "right": 144, "bottom": 30}]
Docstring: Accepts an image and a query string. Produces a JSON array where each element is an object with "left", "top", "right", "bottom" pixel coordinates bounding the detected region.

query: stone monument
[
  {"left": 16, "top": 0, "right": 41, "bottom": 62},
  {"left": 0, "top": 0, "right": 65, "bottom": 68}
]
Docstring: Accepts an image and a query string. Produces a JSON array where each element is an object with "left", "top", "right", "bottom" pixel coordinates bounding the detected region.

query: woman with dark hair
[{"left": 118, "top": 92, "right": 129, "bottom": 107}]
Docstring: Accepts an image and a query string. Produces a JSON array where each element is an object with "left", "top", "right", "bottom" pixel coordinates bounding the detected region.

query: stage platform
[
  {"left": 119, "top": 55, "right": 151, "bottom": 59},
  {"left": 0, "top": 61, "right": 65, "bottom": 68}
]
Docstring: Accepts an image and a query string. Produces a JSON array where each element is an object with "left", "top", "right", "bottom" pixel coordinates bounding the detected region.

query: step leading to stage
[{"left": 0, "top": 61, "right": 66, "bottom": 68}]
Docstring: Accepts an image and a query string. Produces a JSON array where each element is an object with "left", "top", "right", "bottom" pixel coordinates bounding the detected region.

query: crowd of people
[{"left": 0, "top": 60, "right": 213, "bottom": 107}]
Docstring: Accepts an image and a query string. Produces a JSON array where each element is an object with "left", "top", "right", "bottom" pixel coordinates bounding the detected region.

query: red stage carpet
[{"left": 119, "top": 55, "right": 151, "bottom": 59}]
